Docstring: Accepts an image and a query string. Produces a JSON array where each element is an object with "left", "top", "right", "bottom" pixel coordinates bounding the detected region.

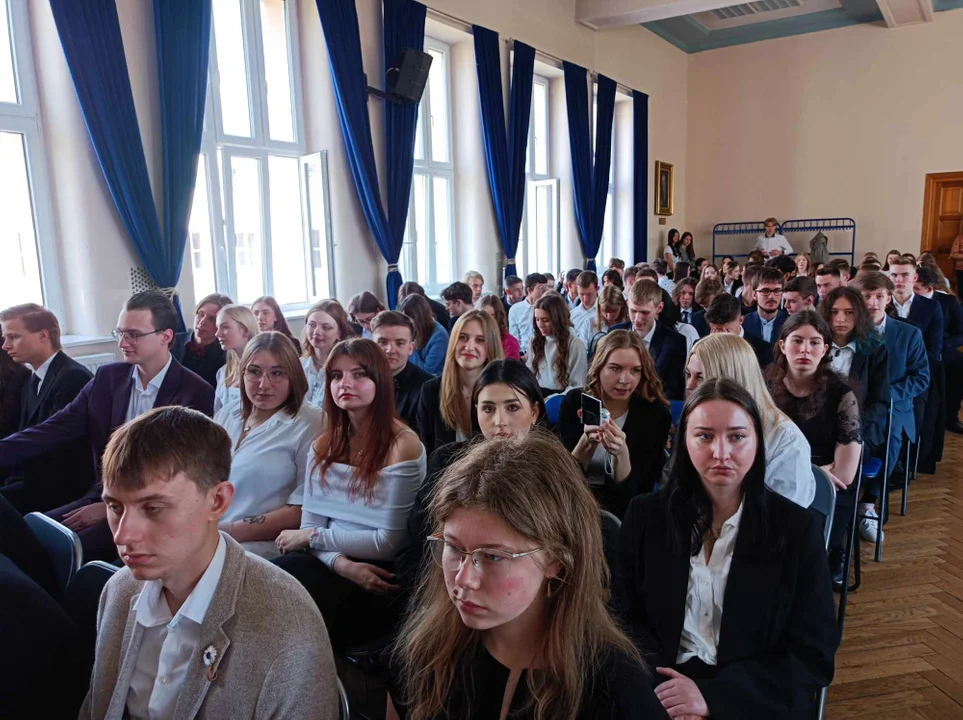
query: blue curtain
[
  {"left": 155, "top": 0, "right": 213, "bottom": 325},
  {"left": 49, "top": 0, "right": 175, "bottom": 321},
  {"left": 633, "top": 90, "right": 649, "bottom": 263},
  {"left": 562, "top": 63, "right": 615, "bottom": 272},
  {"left": 473, "top": 25, "right": 535, "bottom": 281},
  {"left": 383, "top": 0, "right": 426, "bottom": 307}
]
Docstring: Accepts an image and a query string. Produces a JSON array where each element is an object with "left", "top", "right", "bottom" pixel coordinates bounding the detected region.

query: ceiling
[{"left": 575, "top": 0, "right": 963, "bottom": 52}]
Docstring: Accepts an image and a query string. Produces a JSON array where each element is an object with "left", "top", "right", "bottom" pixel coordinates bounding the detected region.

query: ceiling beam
[{"left": 575, "top": 0, "right": 744, "bottom": 28}]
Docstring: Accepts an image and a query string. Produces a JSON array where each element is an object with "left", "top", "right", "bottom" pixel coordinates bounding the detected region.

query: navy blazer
[
  {"left": 846, "top": 341, "right": 891, "bottom": 453},
  {"left": 0, "top": 356, "right": 214, "bottom": 488},
  {"left": 883, "top": 318, "right": 930, "bottom": 444},
  {"left": 901, "top": 295, "right": 943, "bottom": 362},
  {"left": 742, "top": 310, "right": 788, "bottom": 344},
  {"left": 933, "top": 292, "right": 963, "bottom": 351},
  {"left": 648, "top": 324, "right": 687, "bottom": 401},
  {"left": 691, "top": 310, "right": 710, "bottom": 338}
]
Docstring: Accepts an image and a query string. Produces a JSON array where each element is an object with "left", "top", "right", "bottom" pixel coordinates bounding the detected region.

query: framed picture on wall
[{"left": 655, "top": 161, "right": 674, "bottom": 216}]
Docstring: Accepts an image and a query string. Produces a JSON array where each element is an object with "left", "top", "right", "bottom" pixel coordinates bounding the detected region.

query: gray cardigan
[{"left": 80, "top": 534, "right": 339, "bottom": 719}]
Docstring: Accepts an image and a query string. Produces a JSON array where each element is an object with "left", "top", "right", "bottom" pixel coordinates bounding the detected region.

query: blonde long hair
[
  {"left": 395, "top": 432, "right": 642, "bottom": 720},
  {"left": 440, "top": 311, "right": 504, "bottom": 435},
  {"left": 218, "top": 305, "right": 258, "bottom": 386}
]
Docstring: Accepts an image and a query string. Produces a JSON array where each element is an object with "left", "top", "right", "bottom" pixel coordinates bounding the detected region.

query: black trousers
[
  {"left": 272, "top": 551, "right": 405, "bottom": 651},
  {"left": 0, "top": 493, "right": 60, "bottom": 599}
]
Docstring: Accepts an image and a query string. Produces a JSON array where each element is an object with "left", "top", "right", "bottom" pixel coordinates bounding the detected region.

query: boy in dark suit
[
  {"left": 629, "top": 280, "right": 687, "bottom": 400},
  {"left": 743, "top": 267, "right": 788, "bottom": 344},
  {"left": 704, "top": 294, "right": 774, "bottom": 368}
]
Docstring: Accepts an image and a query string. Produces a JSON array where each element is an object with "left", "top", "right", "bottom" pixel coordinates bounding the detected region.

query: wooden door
[{"left": 921, "top": 172, "right": 963, "bottom": 287}]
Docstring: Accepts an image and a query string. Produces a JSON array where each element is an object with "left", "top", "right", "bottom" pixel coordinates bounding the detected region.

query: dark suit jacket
[
  {"left": 884, "top": 318, "right": 929, "bottom": 443},
  {"left": 427, "top": 297, "right": 450, "bottom": 330},
  {"left": 0, "top": 352, "right": 94, "bottom": 512},
  {"left": 691, "top": 310, "right": 710, "bottom": 338},
  {"left": 415, "top": 377, "right": 480, "bottom": 456},
  {"left": 172, "top": 332, "right": 226, "bottom": 389},
  {"left": 902, "top": 294, "right": 944, "bottom": 362},
  {"left": 617, "top": 490, "right": 838, "bottom": 719},
  {"left": 394, "top": 361, "right": 432, "bottom": 434},
  {"left": 743, "top": 331, "right": 774, "bottom": 369},
  {"left": 0, "top": 362, "right": 29, "bottom": 439},
  {"left": 648, "top": 324, "right": 687, "bottom": 400},
  {"left": 557, "top": 389, "right": 671, "bottom": 516},
  {"left": 742, "top": 310, "right": 788, "bottom": 344},
  {"left": 660, "top": 289, "right": 680, "bottom": 327},
  {"left": 846, "top": 341, "right": 891, "bottom": 453},
  {"left": 0, "top": 357, "right": 214, "bottom": 490},
  {"left": 933, "top": 291, "right": 963, "bottom": 351}
]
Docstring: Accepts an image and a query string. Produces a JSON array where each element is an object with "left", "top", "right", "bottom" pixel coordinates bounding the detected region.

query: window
[
  {"left": 401, "top": 40, "right": 454, "bottom": 295},
  {"left": 517, "top": 75, "right": 559, "bottom": 279},
  {"left": 189, "top": 0, "right": 334, "bottom": 307},
  {"left": 593, "top": 91, "right": 616, "bottom": 271},
  {"left": 0, "top": 0, "right": 59, "bottom": 313}
]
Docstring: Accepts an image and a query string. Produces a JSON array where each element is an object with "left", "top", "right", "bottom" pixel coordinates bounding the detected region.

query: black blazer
[
  {"left": 394, "top": 361, "right": 432, "bottom": 434},
  {"left": 558, "top": 388, "right": 671, "bottom": 515},
  {"left": 903, "top": 294, "right": 944, "bottom": 362},
  {"left": 415, "top": 377, "right": 480, "bottom": 456},
  {"left": 1, "top": 352, "right": 95, "bottom": 513},
  {"left": 648, "top": 324, "right": 687, "bottom": 400},
  {"left": 617, "top": 490, "right": 838, "bottom": 719},
  {"left": 691, "top": 310, "right": 710, "bottom": 338},
  {"left": 847, "top": 341, "right": 891, "bottom": 452},
  {"left": 172, "top": 331, "right": 226, "bottom": 389},
  {"left": 934, "top": 291, "right": 963, "bottom": 350},
  {"left": 660, "top": 289, "right": 680, "bottom": 327},
  {"left": 743, "top": 332, "right": 774, "bottom": 369}
]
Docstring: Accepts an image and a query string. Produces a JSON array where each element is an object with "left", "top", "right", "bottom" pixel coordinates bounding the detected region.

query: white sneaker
[{"left": 859, "top": 505, "right": 884, "bottom": 542}]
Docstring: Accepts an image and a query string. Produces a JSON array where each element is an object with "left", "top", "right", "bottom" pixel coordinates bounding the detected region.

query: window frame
[{"left": 518, "top": 73, "right": 559, "bottom": 279}]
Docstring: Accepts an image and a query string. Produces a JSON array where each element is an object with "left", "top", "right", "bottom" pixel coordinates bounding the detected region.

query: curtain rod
[
  {"left": 425, "top": 7, "right": 473, "bottom": 33},
  {"left": 505, "top": 38, "right": 633, "bottom": 95}
]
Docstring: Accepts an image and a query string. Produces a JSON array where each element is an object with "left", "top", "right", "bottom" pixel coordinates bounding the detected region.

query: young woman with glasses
[{"left": 214, "top": 332, "right": 324, "bottom": 558}]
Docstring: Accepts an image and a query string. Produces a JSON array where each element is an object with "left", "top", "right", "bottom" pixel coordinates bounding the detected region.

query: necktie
[
  {"left": 31, "top": 373, "right": 41, "bottom": 397},
  {"left": 682, "top": 310, "right": 690, "bottom": 324}
]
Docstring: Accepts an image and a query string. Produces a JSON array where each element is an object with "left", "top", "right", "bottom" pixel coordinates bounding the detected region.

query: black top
[
  {"left": 777, "top": 373, "right": 861, "bottom": 466},
  {"left": 845, "top": 342, "right": 890, "bottom": 453},
  {"left": 416, "top": 377, "right": 480, "bottom": 456},
  {"left": 647, "top": 325, "right": 687, "bottom": 401},
  {"left": 616, "top": 490, "right": 838, "bottom": 720},
  {"left": 743, "top": 332, "right": 774, "bottom": 369},
  {"left": 389, "top": 641, "right": 669, "bottom": 720},
  {"left": 394, "top": 361, "right": 433, "bottom": 434},
  {"left": 172, "top": 331, "right": 226, "bottom": 389},
  {"left": 0, "top": 361, "right": 29, "bottom": 440}
]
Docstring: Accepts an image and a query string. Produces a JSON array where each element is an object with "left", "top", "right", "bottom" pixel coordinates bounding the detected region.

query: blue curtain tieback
[
  {"left": 387, "top": 263, "right": 400, "bottom": 273},
  {"left": 504, "top": 257, "right": 516, "bottom": 266}
]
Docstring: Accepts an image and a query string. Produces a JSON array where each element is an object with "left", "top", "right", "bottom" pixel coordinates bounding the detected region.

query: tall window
[
  {"left": 593, "top": 91, "right": 616, "bottom": 271},
  {"left": 189, "top": 0, "right": 334, "bottom": 307},
  {"left": 401, "top": 39, "right": 454, "bottom": 295},
  {"left": 0, "top": 0, "right": 58, "bottom": 313},
  {"left": 518, "top": 75, "right": 559, "bottom": 279}
]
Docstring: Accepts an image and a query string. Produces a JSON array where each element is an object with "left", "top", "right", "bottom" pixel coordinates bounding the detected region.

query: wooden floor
[{"left": 826, "top": 431, "right": 963, "bottom": 719}]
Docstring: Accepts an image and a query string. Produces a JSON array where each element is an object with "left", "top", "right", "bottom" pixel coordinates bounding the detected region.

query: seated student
[
  {"left": 736, "top": 264, "right": 762, "bottom": 314},
  {"left": 501, "top": 275, "right": 525, "bottom": 315},
  {"left": 528, "top": 293, "right": 588, "bottom": 395},
  {"left": 214, "top": 332, "right": 323, "bottom": 559},
  {"left": 815, "top": 265, "right": 844, "bottom": 302},
  {"left": 399, "top": 293, "right": 449, "bottom": 376},
  {"left": 784, "top": 276, "right": 818, "bottom": 314},
  {"left": 691, "top": 277, "right": 722, "bottom": 337},
  {"left": 664, "top": 229, "right": 682, "bottom": 274},
  {"left": 441, "top": 282, "right": 475, "bottom": 330},
  {"left": 0, "top": 346, "right": 29, "bottom": 439},
  {"left": 301, "top": 299, "right": 356, "bottom": 406},
  {"left": 417, "top": 311, "right": 504, "bottom": 455},
  {"left": 694, "top": 257, "right": 710, "bottom": 277},
  {"left": 251, "top": 295, "right": 302, "bottom": 353},
  {"left": 855, "top": 272, "right": 930, "bottom": 542},
  {"left": 768, "top": 312, "right": 862, "bottom": 587},
  {"left": 653, "top": 258, "right": 675, "bottom": 295},
  {"left": 0, "top": 292, "right": 213, "bottom": 562},
  {"left": 743, "top": 267, "right": 788, "bottom": 343},
  {"left": 395, "top": 359, "right": 546, "bottom": 589},
  {"left": 756, "top": 216, "right": 794, "bottom": 256},
  {"left": 705, "top": 294, "right": 774, "bottom": 368},
  {"left": 624, "top": 265, "right": 641, "bottom": 290},
  {"left": 794, "top": 252, "right": 813, "bottom": 278},
  {"left": 399, "top": 281, "right": 450, "bottom": 329},
  {"left": 722, "top": 261, "right": 742, "bottom": 296},
  {"left": 588, "top": 285, "right": 629, "bottom": 359},
  {"left": 672, "top": 261, "right": 691, "bottom": 283},
  {"left": 558, "top": 330, "right": 671, "bottom": 518},
  {"left": 683, "top": 334, "right": 816, "bottom": 507},
  {"left": 544, "top": 272, "right": 557, "bottom": 292},
  {"left": 347, "top": 291, "right": 386, "bottom": 339},
  {"left": 388, "top": 433, "right": 667, "bottom": 720},
  {"left": 371, "top": 311, "right": 432, "bottom": 432},
  {"left": 569, "top": 271, "right": 600, "bottom": 341},
  {"left": 602, "top": 268, "right": 625, "bottom": 291},
  {"left": 509, "top": 273, "right": 548, "bottom": 354},
  {"left": 0, "top": 305, "right": 94, "bottom": 513},
  {"left": 882, "top": 249, "right": 903, "bottom": 272},
  {"left": 629, "top": 280, "right": 687, "bottom": 400},
  {"left": 273, "top": 338, "right": 425, "bottom": 651},
  {"left": 673, "top": 278, "right": 698, "bottom": 325},
  {"left": 88, "top": 406, "right": 338, "bottom": 719},
  {"left": 617, "top": 380, "right": 837, "bottom": 720},
  {"left": 828, "top": 258, "right": 853, "bottom": 285},
  {"left": 915, "top": 265, "right": 963, "bottom": 433},
  {"left": 172, "top": 293, "right": 232, "bottom": 388},
  {"left": 700, "top": 264, "right": 720, "bottom": 283},
  {"left": 609, "top": 256, "right": 627, "bottom": 277},
  {"left": 560, "top": 268, "right": 581, "bottom": 308},
  {"left": 766, "top": 253, "right": 797, "bottom": 285},
  {"left": 478, "top": 293, "right": 521, "bottom": 361},
  {"left": 464, "top": 271, "right": 485, "bottom": 303},
  {"left": 213, "top": 304, "right": 258, "bottom": 414}
]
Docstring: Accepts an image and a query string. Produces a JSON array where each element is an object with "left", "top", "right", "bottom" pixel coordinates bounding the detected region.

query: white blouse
[
  {"left": 765, "top": 419, "right": 816, "bottom": 508},
  {"left": 526, "top": 335, "right": 588, "bottom": 392},
  {"left": 214, "top": 365, "right": 241, "bottom": 416},
  {"left": 300, "top": 356, "right": 326, "bottom": 407},
  {"left": 215, "top": 401, "right": 325, "bottom": 558}
]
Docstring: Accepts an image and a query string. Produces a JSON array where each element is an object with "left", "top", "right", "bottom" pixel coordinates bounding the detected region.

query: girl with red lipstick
[
  {"left": 558, "top": 331, "right": 671, "bottom": 518},
  {"left": 768, "top": 311, "right": 862, "bottom": 588},
  {"left": 390, "top": 433, "right": 668, "bottom": 720}
]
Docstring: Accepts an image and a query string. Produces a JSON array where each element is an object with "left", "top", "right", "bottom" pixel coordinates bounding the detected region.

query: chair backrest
[
  {"left": 599, "top": 509, "right": 622, "bottom": 584},
  {"left": 24, "top": 512, "right": 83, "bottom": 593},
  {"left": 62, "top": 561, "right": 118, "bottom": 635},
  {"left": 544, "top": 393, "right": 564, "bottom": 425},
  {"left": 809, "top": 465, "right": 836, "bottom": 550},
  {"left": 337, "top": 676, "right": 350, "bottom": 720}
]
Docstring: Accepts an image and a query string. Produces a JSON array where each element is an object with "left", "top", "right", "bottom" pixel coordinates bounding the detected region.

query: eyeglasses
[
  {"left": 244, "top": 367, "right": 289, "bottom": 383},
  {"left": 427, "top": 535, "right": 542, "bottom": 577},
  {"left": 111, "top": 329, "right": 164, "bottom": 343},
  {"left": 755, "top": 288, "right": 783, "bottom": 297}
]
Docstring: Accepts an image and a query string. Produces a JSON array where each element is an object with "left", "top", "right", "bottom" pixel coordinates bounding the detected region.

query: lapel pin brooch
[{"left": 203, "top": 645, "right": 219, "bottom": 682}]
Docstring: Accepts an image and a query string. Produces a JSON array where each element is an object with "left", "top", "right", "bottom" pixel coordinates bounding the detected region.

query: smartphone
[{"left": 581, "top": 393, "right": 602, "bottom": 427}]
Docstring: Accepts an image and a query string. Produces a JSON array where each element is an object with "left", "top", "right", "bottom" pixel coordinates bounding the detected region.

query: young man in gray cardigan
[{"left": 82, "top": 406, "right": 339, "bottom": 720}]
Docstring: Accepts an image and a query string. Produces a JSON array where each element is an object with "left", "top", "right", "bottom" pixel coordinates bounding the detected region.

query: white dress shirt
[
  {"left": 677, "top": 501, "right": 744, "bottom": 666},
  {"left": 126, "top": 354, "right": 173, "bottom": 423},
  {"left": 830, "top": 341, "right": 857, "bottom": 377},
  {"left": 300, "top": 356, "right": 326, "bottom": 407},
  {"left": 658, "top": 276, "right": 676, "bottom": 295},
  {"left": 757, "top": 313, "right": 778, "bottom": 343},
  {"left": 569, "top": 300, "right": 596, "bottom": 329},
  {"left": 755, "top": 233, "right": 793, "bottom": 255},
  {"left": 215, "top": 402, "right": 325, "bottom": 558},
  {"left": 573, "top": 311, "right": 598, "bottom": 348},
  {"left": 213, "top": 365, "right": 241, "bottom": 416},
  {"left": 893, "top": 294, "right": 914, "bottom": 319},
  {"left": 674, "top": 322, "right": 700, "bottom": 354},
  {"left": 508, "top": 299, "right": 535, "bottom": 355},
  {"left": 641, "top": 323, "right": 657, "bottom": 351},
  {"left": 526, "top": 335, "right": 588, "bottom": 392},
  {"left": 679, "top": 307, "right": 694, "bottom": 325},
  {"left": 765, "top": 420, "right": 816, "bottom": 508},
  {"left": 31, "top": 351, "right": 59, "bottom": 391},
  {"left": 876, "top": 315, "right": 887, "bottom": 336},
  {"left": 126, "top": 533, "right": 227, "bottom": 720}
]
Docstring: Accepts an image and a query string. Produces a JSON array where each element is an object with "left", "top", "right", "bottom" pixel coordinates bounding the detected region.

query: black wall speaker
[{"left": 388, "top": 49, "right": 433, "bottom": 103}]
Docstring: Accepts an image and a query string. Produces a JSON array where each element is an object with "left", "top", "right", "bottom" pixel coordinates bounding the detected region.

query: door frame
[{"left": 920, "top": 170, "right": 963, "bottom": 253}]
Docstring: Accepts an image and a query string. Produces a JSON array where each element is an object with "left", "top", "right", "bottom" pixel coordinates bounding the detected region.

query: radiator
[{"left": 74, "top": 353, "right": 116, "bottom": 374}]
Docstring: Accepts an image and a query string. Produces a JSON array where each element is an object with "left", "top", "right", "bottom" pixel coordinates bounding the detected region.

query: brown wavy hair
[
  {"left": 251, "top": 295, "right": 297, "bottom": 339},
  {"left": 530, "top": 293, "right": 575, "bottom": 389},
  {"left": 398, "top": 294, "right": 436, "bottom": 352},
  {"left": 766, "top": 310, "right": 839, "bottom": 421},
  {"left": 394, "top": 431, "right": 643, "bottom": 720},
  {"left": 313, "top": 338, "right": 399, "bottom": 504},
  {"left": 586, "top": 330, "right": 667, "bottom": 406},
  {"left": 596, "top": 285, "right": 627, "bottom": 329},
  {"left": 440, "top": 311, "right": 504, "bottom": 435},
  {"left": 301, "top": 300, "right": 355, "bottom": 359},
  {"left": 477, "top": 294, "right": 509, "bottom": 335}
]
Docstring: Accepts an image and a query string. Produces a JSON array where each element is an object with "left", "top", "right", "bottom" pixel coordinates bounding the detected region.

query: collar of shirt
[
  {"left": 832, "top": 341, "right": 857, "bottom": 353},
  {"left": 876, "top": 316, "right": 887, "bottom": 335},
  {"left": 185, "top": 334, "right": 210, "bottom": 356},
  {"left": 642, "top": 323, "right": 656, "bottom": 347},
  {"left": 134, "top": 532, "right": 227, "bottom": 629},
  {"left": 132, "top": 354, "right": 173, "bottom": 396},
  {"left": 920, "top": 290, "right": 934, "bottom": 300},
  {"left": 31, "top": 351, "right": 59, "bottom": 383},
  {"left": 893, "top": 294, "right": 915, "bottom": 314},
  {"left": 721, "top": 499, "right": 745, "bottom": 536},
  {"left": 227, "top": 404, "right": 296, "bottom": 433},
  {"left": 758, "top": 314, "right": 777, "bottom": 329}
]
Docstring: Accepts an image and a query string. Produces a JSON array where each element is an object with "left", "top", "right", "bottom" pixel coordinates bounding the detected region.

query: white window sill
[{"left": 62, "top": 335, "right": 115, "bottom": 348}]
